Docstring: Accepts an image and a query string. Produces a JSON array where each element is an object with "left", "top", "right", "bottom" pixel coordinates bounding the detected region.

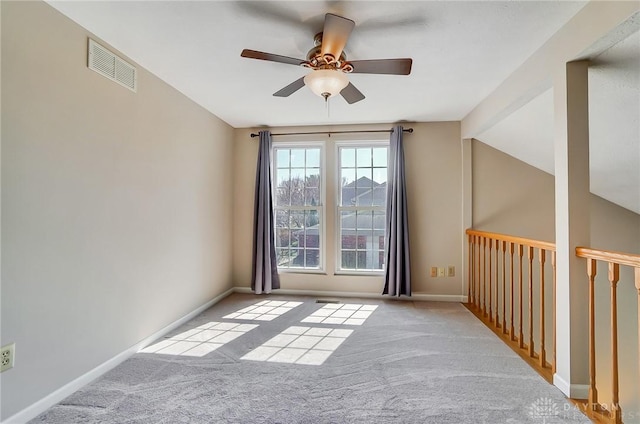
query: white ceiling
[
  {"left": 46, "top": 1, "right": 639, "bottom": 215},
  {"left": 47, "top": 0, "right": 587, "bottom": 128}
]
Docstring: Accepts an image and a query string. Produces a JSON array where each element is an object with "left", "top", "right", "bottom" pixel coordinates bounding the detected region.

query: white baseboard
[
  {"left": 412, "top": 293, "right": 468, "bottom": 303},
  {"left": 233, "top": 286, "right": 467, "bottom": 303},
  {"left": 3, "top": 288, "right": 234, "bottom": 424},
  {"left": 553, "top": 374, "right": 589, "bottom": 399}
]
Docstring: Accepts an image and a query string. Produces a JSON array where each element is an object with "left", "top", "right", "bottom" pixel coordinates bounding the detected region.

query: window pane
[
  {"left": 356, "top": 234, "right": 367, "bottom": 249},
  {"left": 372, "top": 168, "right": 387, "bottom": 185},
  {"left": 341, "top": 168, "right": 355, "bottom": 186},
  {"left": 276, "top": 168, "right": 290, "bottom": 186},
  {"left": 276, "top": 228, "right": 290, "bottom": 248},
  {"left": 372, "top": 185, "right": 386, "bottom": 206},
  {"left": 306, "top": 149, "right": 320, "bottom": 168},
  {"left": 276, "top": 186, "right": 290, "bottom": 207},
  {"left": 356, "top": 167, "right": 372, "bottom": 182},
  {"left": 356, "top": 251, "right": 368, "bottom": 269},
  {"left": 305, "top": 249, "right": 320, "bottom": 268},
  {"left": 341, "top": 235, "right": 356, "bottom": 249},
  {"left": 289, "top": 174, "right": 304, "bottom": 206},
  {"left": 341, "top": 251, "right": 356, "bottom": 269},
  {"left": 372, "top": 148, "right": 387, "bottom": 167},
  {"left": 341, "top": 148, "right": 355, "bottom": 168},
  {"left": 276, "top": 149, "right": 290, "bottom": 168},
  {"left": 341, "top": 169, "right": 356, "bottom": 206},
  {"left": 276, "top": 248, "right": 291, "bottom": 267},
  {"left": 305, "top": 168, "right": 320, "bottom": 187},
  {"left": 341, "top": 211, "right": 355, "bottom": 230},
  {"left": 304, "top": 209, "right": 320, "bottom": 229},
  {"left": 304, "top": 188, "right": 320, "bottom": 206},
  {"left": 373, "top": 210, "right": 386, "bottom": 230},
  {"left": 289, "top": 248, "right": 303, "bottom": 267},
  {"left": 290, "top": 149, "right": 305, "bottom": 168},
  {"left": 290, "top": 211, "right": 304, "bottom": 229},
  {"left": 357, "top": 148, "right": 371, "bottom": 167},
  {"left": 275, "top": 210, "right": 289, "bottom": 228}
]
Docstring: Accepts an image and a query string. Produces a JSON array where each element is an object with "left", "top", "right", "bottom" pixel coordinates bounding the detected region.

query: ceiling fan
[{"left": 240, "top": 13, "right": 413, "bottom": 104}]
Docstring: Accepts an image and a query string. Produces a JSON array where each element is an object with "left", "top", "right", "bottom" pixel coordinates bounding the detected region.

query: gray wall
[{"left": 1, "top": 1, "right": 235, "bottom": 419}]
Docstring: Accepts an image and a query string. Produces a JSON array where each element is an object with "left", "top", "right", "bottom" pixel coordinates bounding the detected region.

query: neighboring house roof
[
  {"left": 341, "top": 177, "right": 386, "bottom": 206},
  {"left": 299, "top": 212, "right": 386, "bottom": 237}
]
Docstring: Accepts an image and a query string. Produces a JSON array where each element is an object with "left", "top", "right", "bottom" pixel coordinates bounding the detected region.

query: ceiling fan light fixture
[{"left": 304, "top": 69, "right": 349, "bottom": 99}]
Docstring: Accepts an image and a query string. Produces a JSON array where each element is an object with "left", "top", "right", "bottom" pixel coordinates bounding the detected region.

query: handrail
[
  {"left": 576, "top": 247, "right": 640, "bottom": 268},
  {"left": 466, "top": 229, "right": 556, "bottom": 251}
]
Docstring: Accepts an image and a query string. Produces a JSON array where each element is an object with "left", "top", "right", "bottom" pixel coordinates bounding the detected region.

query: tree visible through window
[
  {"left": 273, "top": 146, "right": 322, "bottom": 269},
  {"left": 338, "top": 145, "right": 388, "bottom": 271}
]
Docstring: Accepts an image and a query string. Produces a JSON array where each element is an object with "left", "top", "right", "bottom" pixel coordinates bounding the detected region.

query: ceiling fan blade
[
  {"left": 241, "top": 49, "right": 305, "bottom": 66},
  {"left": 349, "top": 58, "right": 413, "bottom": 75},
  {"left": 273, "top": 77, "right": 306, "bottom": 97},
  {"left": 340, "top": 82, "right": 365, "bottom": 104},
  {"left": 320, "top": 14, "right": 355, "bottom": 61}
]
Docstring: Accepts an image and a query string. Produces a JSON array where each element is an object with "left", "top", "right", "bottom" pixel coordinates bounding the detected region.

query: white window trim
[
  {"left": 334, "top": 140, "right": 389, "bottom": 275},
  {"left": 272, "top": 141, "right": 326, "bottom": 273}
]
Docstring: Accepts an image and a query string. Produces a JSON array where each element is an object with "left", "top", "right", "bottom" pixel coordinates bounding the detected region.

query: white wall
[
  {"left": 1, "top": 1, "right": 235, "bottom": 420},
  {"left": 232, "top": 122, "right": 464, "bottom": 297}
]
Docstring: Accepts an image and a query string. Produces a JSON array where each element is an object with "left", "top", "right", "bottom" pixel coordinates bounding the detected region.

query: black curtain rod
[{"left": 249, "top": 128, "right": 413, "bottom": 138}]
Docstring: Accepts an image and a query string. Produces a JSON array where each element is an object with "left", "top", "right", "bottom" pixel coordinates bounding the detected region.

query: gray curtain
[
  {"left": 383, "top": 125, "right": 411, "bottom": 296},
  {"left": 252, "top": 130, "right": 280, "bottom": 294}
]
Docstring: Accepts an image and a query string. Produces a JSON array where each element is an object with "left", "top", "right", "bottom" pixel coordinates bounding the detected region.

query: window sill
[
  {"left": 334, "top": 270, "right": 385, "bottom": 277},
  {"left": 277, "top": 269, "right": 327, "bottom": 275}
]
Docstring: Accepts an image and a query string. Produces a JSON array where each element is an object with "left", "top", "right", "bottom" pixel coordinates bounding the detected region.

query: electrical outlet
[
  {"left": 447, "top": 266, "right": 455, "bottom": 277},
  {"left": 437, "top": 267, "right": 445, "bottom": 277},
  {"left": 430, "top": 267, "right": 437, "bottom": 277},
  {"left": 1, "top": 343, "right": 15, "bottom": 372}
]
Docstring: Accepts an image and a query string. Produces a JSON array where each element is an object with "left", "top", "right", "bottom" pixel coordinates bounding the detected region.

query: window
[
  {"left": 338, "top": 144, "right": 388, "bottom": 271},
  {"left": 273, "top": 145, "right": 323, "bottom": 270}
]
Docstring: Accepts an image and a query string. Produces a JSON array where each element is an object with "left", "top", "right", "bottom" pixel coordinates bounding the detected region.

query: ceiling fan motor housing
[{"left": 304, "top": 33, "right": 353, "bottom": 73}]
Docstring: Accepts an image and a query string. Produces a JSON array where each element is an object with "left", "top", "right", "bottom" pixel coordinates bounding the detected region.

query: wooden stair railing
[
  {"left": 465, "top": 229, "right": 556, "bottom": 381},
  {"left": 575, "top": 247, "right": 640, "bottom": 424}
]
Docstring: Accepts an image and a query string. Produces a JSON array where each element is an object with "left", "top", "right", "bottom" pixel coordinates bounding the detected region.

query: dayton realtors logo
[{"left": 528, "top": 397, "right": 560, "bottom": 423}]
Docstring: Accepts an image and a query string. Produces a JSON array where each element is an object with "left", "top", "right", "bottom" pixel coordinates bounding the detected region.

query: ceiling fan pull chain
[{"left": 326, "top": 95, "right": 330, "bottom": 118}]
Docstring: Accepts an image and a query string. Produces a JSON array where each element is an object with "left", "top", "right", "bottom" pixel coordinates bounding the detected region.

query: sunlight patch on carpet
[
  {"left": 301, "top": 303, "right": 378, "bottom": 325},
  {"left": 223, "top": 300, "right": 303, "bottom": 321},
  {"left": 241, "top": 326, "right": 353, "bottom": 365},
  {"left": 140, "top": 322, "right": 258, "bottom": 357}
]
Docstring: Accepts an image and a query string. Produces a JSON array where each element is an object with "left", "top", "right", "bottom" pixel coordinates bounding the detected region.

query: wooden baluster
[
  {"left": 538, "top": 249, "right": 546, "bottom": 367},
  {"left": 488, "top": 239, "right": 493, "bottom": 322},
  {"left": 518, "top": 244, "right": 524, "bottom": 349},
  {"left": 587, "top": 258, "right": 598, "bottom": 411},
  {"left": 502, "top": 241, "right": 507, "bottom": 334},
  {"left": 482, "top": 237, "right": 487, "bottom": 316},
  {"left": 475, "top": 235, "right": 480, "bottom": 308},
  {"left": 636, "top": 267, "right": 640, "bottom": 390},
  {"left": 608, "top": 262, "right": 621, "bottom": 424},
  {"left": 510, "top": 243, "right": 515, "bottom": 341},
  {"left": 528, "top": 246, "right": 534, "bottom": 357},
  {"left": 495, "top": 239, "right": 500, "bottom": 328},
  {"left": 552, "top": 251, "right": 557, "bottom": 374},
  {"left": 468, "top": 234, "right": 472, "bottom": 305}
]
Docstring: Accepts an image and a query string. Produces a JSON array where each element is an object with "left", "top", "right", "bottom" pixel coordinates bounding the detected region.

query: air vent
[
  {"left": 316, "top": 299, "right": 341, "bottom": 304},
  {"left": 88, "top": 39, "right": 137, "bottom": 92}
]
